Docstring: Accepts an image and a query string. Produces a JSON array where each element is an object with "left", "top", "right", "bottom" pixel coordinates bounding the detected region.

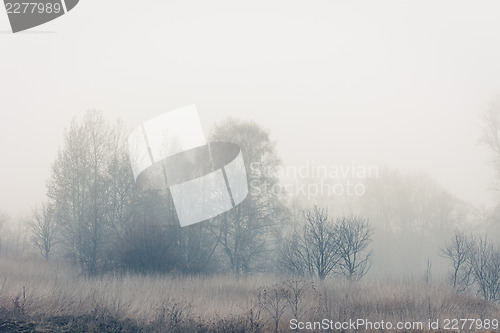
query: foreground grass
[{"left": 0, "top": 254, "right": 498, "bottom": 332}]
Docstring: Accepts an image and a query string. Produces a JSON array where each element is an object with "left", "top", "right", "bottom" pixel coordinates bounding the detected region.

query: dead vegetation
[{"left": 0, "top": 254, "right": 499, "bottom": 332}]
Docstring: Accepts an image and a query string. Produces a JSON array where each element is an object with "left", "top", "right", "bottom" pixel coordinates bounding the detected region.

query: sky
[{"left": 1, "top": 0, "right": 500, "bottom": 219}]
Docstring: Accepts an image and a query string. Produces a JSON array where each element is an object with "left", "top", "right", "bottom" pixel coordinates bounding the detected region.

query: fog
[
  {"left": 0, "top": 0, "right": 498, "bottom": 220},
  {"left": 4, "top": 3, "right": 500, "bottom": 331}
]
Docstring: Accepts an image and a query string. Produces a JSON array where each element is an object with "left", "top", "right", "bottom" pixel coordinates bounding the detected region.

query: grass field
[{"left": 0, "top": 254, "right": 499, "bottom": 332}]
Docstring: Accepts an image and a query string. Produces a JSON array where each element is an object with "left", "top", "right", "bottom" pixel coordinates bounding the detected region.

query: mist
[
  {"left": 1, "top": 0, "right": 499, "bottom": 216},
  {"left": 1, "top": 1, "right": 500, "bottom": 330}
]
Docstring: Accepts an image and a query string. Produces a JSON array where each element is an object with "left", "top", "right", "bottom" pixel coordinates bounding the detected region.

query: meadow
[{"left": 0, "top": 254, "right": 499, "bottom": 332}]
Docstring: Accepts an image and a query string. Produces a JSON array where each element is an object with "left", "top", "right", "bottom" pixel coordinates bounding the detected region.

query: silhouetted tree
[
  {"left": 336, "top": 216, "right": 372, "bottom": 281},
  {"left": 47, "top": 111, "right": 127, "bottom": 274},
  {"left": 281, "top": 207, "right": 372, "bottom": 280},
  {"left": 440, "top": 231, "right": 475, "bottom": 291},
  {"left": 30, "top": 202, "right": 58, "bottom": 260},
  {"left": 470, "top": 237, "right": 500, "bottom": 303},
  {"left": 280, "top": 207, "right": 339, "bottom": 280}
]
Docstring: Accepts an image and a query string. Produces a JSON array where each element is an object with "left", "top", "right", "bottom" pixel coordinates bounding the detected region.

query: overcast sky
[{"left": 1, "top": 0, "right": 499, "bottom": 218}]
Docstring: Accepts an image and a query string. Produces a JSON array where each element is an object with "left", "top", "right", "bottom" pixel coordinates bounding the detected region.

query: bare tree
[
  {"left": 280, "top": 231, "right": 311, "bottom": 276},
  {"left": 443, "top": 233, "right": 500, "bottom": 302},
  {"left": 280, "top": 207, "right": 340, "bottom": 280},
  {"left": 47, "top": 111, "right": 126, "bottom": 275},
  {"left": 335, "top": 216, "right": 373, "bottom": 281},
  {"left": 282, "top": 279, "right": 315, "bottom": 319},
  {"left": 256, "top": 284, "right": 289, "bottom": 333},
  {"left": 30, "top": 203, "right": 58, "bottom": 260},
  {"left": 440, "top": 231, "right": 475, "bottom": 291},
  {"left": 470, "top": 237, "right": 500, "bottom": 303}
]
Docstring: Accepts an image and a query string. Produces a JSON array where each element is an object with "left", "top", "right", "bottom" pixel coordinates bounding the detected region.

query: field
[{"left": 0, "top": 254, "right": 499, "bottom": 332}]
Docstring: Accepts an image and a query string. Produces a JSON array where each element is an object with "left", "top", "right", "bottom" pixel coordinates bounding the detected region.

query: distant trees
[
  {"left": 453, "top": 98, "right": 500, "bottom": 302},
  {"left": 33, "top": 111, "right": 377, "bottom": 280},
  {"left": 280, "top": 206, "right": 372, "bottom": 280},
  {"left": 0, "top": 212, "right": 6, "bottom": 253},
  {"left": 481, "top": 98, "right": 500, "bottom": 193},
  {"left": 30, "top": 202, "right": 58, "bottom": 260},
  {"left": 480, "top": 99, "right": 500, "bottom": 239},
  {"left": 359, "top": 170, "right": 475, "bottom": 276},
  {"left": 38, "top": 112, "right": 290, "bottom": 276}
]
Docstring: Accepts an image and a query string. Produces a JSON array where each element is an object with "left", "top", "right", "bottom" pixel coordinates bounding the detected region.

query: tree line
[
  {"left": 28, "top": 110, "right": 373, "bottom": 279},
  {"left": 20, "top": 101, "right": 500, "bottom": 298}
]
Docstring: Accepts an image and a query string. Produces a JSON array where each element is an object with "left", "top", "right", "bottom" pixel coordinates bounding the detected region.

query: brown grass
[{"left": 0, "top": 254, "right": 499, "bottom": 332}]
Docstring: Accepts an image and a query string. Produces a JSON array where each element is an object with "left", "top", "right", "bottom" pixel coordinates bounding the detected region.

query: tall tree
[
  {"left": 209, "top": 119, "right": 286, "bottom": 275},
  {"left": 47, "top": 110, "right": 126, "bottom": 274}
]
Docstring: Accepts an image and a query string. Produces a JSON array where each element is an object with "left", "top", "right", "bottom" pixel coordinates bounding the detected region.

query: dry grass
[
  {"left": 0, "top": 254, "right": 499, "bottom": 332},
  {"left": 0, "top": 254, "right": 266, "bottom": 321}
]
